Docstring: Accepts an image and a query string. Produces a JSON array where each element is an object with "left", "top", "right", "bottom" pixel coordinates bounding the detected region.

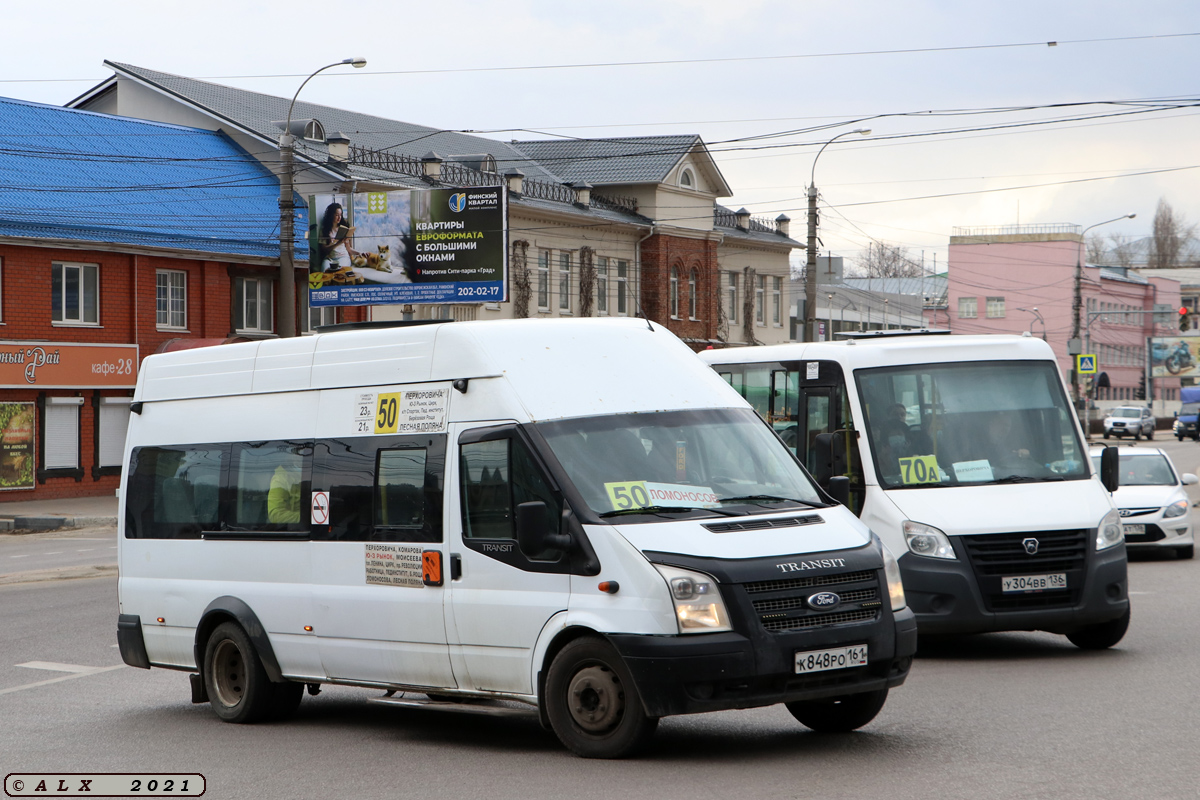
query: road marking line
[
  {"left": 16, "top": 661, "right": 111, "bottom": 674},
  {"left": 76, "top": 549, "right": 94, "bottom": 552},
  {"left": 44, "top": 552, "right": 62, "bottom": 555},
  {"left": 9, "top": 555, "right": 28, "bottom": 559},
  {"left": 0, "top": 665, "right": 123, "bottom": 696},
  {"left": 1129, "top": 591, "right": 1155, "bottom": 595}
]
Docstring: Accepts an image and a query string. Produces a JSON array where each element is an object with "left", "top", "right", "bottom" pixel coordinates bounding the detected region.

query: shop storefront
[{"left": 0, "top": 341, "right": 137, "bottom": 499}]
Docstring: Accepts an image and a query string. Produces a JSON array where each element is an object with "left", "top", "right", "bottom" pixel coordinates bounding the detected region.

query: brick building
[{"left": 0, "top": 96, "right": 360, "bottom": 501}]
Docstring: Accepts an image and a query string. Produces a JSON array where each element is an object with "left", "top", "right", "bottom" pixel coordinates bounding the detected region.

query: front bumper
[
  {"left": 609, "top": 608, "right": 916, "bottom": 718},
  {"left": 1121, "top": 514, "right": 1193, "bottom": 551},
  {"left": 899, "top": 536, "right": 1128, "bottom": 635}
]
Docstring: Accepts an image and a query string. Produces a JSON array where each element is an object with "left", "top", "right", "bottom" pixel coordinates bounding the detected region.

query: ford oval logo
[{"left": 807, "top": 591, "right": 841, "bottom": 610}]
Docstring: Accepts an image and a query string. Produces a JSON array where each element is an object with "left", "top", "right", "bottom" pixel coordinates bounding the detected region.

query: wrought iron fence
[
  {"left": 714, "top": 209, "right": 779, "bottom": 234},
  {"left": 951, "top": 223, "right": 1083, "bottom": 237}
]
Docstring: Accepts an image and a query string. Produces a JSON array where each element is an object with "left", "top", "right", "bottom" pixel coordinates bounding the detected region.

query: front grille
[
  {"left": 743, "top": 570, "right": 875, "bottom": 594},
  {"left": 960, "top": 529, "right": 1088, "bottom": 576},
  {"left": 1119, "top": 507, "right": 1160, "bottom": 518},
  {"left": 704, "top": 515, "right": 823, "bottom": 533},
  {"left": 740, "top": 568, "right": 881, "bottom": 633},
  {"left": 1125, "top": 524, "right": 1167, "bottom": 543},
  {"left": 960, "top": 529, "right": 1088, "bottom": 612},
  {"left": 761, "top": 608, "right": 878, "bottom": 631}
]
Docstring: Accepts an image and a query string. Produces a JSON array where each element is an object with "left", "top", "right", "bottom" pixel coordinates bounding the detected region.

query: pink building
[{"left": 943, "top": 224, "right": 1182, "bottom": 416}]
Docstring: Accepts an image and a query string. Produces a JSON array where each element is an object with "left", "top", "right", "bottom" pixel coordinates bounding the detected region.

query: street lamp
[
  {"left": 1071, "top": 213, "right": 1135, "bottom": 405},
  {"left": 804, "top": 128, "right": 871, "bottom": 342},
  {"left": 826, "top": 292, "right": 834, "bottom": 341},
  {"left": 1017, "top": 306, "right": 1046, "bottom": 340},
  {"left": 278, "top": 57, "right": 367, "bottom": 339}
]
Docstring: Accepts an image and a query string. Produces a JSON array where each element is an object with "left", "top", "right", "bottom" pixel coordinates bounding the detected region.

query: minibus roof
[
  {"left": 134, "top": 318, "right": 745, "bottom": 422},
  {"left": 698, "top": 333, "right": 1057, "bottom": 371}
]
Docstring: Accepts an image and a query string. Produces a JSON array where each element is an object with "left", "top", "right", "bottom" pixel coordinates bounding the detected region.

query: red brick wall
[{"left": 639, "top": 233, "right": 719, "bottom": 348}]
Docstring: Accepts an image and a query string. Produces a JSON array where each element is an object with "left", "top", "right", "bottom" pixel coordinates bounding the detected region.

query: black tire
[
  {"left": 1103, "top": 431, "right": 1110, "bottom": 440},
  {"left": 786, "top": 688, "right": 889, "bottom": 732},
  {"left": 1066, "top": 607, "right": 1130, "bottom": 650},
  {"left": 1179, "top": 435, "right": 1185, "bottom": 442},
  {"left": 544, "top": 637, "right": 658, "bottom": 758},
  {"left": 1176, "top": 545, "right": 1194, "bottom": 560},
  {"left": 1147, "top": 428, "right": 1154, "bottom": 440},
  {"left": 203, "top": 621, "right": 275, "bottom": 723}
]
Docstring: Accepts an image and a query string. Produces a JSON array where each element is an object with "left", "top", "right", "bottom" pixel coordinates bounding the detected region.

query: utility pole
[
  {"left": 278, "top": 57, "right": 366, "bottom": 338},
  {"left": 1071, "top": 214, "right": 1136, "bottom": 408},
  {"left": 805, "top": 128, "right": 870, "bottom": 342}
]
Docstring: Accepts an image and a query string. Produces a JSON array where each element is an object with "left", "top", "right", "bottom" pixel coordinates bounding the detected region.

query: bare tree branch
[{"left": 856, "top": 241, "right": 924, "bottom": 278}]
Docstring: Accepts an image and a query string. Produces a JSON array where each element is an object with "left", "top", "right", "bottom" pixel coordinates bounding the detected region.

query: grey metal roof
[
  {"left": 511, "top": 135, "right": 701, "bottom": 186},
  {"left": 843, "top": 275, "right": 948, "bottom": 301},
  {"left": 100, "top": 62, "right": 563, "bottom": 183}
]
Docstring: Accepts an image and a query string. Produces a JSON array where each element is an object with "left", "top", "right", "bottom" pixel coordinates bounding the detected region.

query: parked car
[
  {"left": 1103, "top": 406, "right": 1155, "bottom": 440},
  {"left": 1090, "top": 446, "right": 1196, "bottom": 559}
]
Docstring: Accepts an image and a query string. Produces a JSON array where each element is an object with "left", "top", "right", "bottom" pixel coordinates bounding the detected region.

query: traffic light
[{"left": 1181, "top": 306, "right": 1190, "bottom": 332}]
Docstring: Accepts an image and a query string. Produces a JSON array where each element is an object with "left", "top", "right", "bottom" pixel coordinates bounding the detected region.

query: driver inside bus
[{"left": 267, "top": 457, "right": 302, "bottom": 524}]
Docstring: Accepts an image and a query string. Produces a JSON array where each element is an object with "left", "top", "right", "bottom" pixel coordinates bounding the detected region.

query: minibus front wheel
[
  {"left": 544, "top": 637, "right": 658, "bottom": 758},
  {"left": 203, "top": 622, "right": 301, "bottom": 723}
]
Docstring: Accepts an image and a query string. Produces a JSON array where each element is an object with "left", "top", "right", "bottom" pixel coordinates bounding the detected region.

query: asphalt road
[
  {"left": 2, "top": 442, "right": 1197, "bottom": 799},
  {"left": 0, "top": 551, "right": 1196, "bottom": 800}
]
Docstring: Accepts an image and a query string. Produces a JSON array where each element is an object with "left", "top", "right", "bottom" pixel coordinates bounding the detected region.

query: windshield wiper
[
  {"left": 600, "top": 505, "right": 725, "bottom": 518},
  {"left": 990, "top": 475, "right": 1066, "bottom": 484},
  {"left": 719, "top": 494, "right": 821, "bottom": 507}
]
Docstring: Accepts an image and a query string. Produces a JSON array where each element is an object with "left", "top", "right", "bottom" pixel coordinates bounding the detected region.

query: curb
[
  {"left": 0, "top": 516, "right": 118, "bottom": 533},
  {"left": 0, "top": 564, "right": 117, "bottom": 586}
]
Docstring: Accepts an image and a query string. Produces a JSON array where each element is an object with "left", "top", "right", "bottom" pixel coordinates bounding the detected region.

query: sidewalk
[{"left": 0, "top": 494, "right": 118, "bottom": 532}]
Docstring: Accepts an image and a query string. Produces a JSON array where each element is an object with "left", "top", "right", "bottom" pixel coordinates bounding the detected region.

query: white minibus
[
  {"left": 116, "top": 318, "right": 915, "bottom": 758},
  {"left": 701, "top": 332, "right": 1129, "bottom": 649}
]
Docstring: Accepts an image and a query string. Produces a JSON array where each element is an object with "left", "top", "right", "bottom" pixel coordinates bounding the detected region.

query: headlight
[
  {"left": 1097, "top": 509, "right": 1124, "bottom": 551},
  {"left": 1164, "top": 500, "right": 1189, "bottom": 519},
  {"left": 880, "top": 542, "right": 907, "bottom": 612},
  {"left": 902, "top": 520, "right": 957, "bottom": 560},
  {"left": 653, "top": 565, "right": 732, "bottom": 634}
]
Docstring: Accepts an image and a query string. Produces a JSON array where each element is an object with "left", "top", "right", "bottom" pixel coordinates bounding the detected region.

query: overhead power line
[{"left": 2, "top": 32, "right": 1198, "bottom": 84}]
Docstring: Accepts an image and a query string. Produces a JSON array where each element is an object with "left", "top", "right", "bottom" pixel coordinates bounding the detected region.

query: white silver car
[
  {"left": 1103, "top": 406, "right": 1155, "bottom": 440},
  {"left": 1090, "top": 446, "right": 1195, "bottom": 559}
]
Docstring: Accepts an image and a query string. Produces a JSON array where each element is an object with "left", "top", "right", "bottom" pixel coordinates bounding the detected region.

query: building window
[
  {"left": 44, "top": 397, "right": 82, "bottom": 470},
  {"left": 98, "top": 397, "right": 132, "bottom": 468},
  {"left": 772, "top": 276, "right": 782, "bottom": 326},
  {"left": 559, "top": 252, "right": 572, "bottom": 312},
  {"left": 52, "top": 263, "right": 99, "bottom": 325},
  {"left": 537, "top": 251, "right": 550, "bottom": 311},
  {"left": 680, "top": 168, "right": 694, "bottom": 188},
  {"left": 958, "top": 297, "right": 978, "bottom": 318},
  {"left": 616, "top": 260, "right": 628, "bottom": 315},
  {"left": 688, "top": 270, "right": 699, "bottom": 319},
  {"left": 234, "top": 277, "right": 273, "bottom": 333},
  {"left": 597, "top": 257, "right": 608, "bottom": 315},
  {"left": 670, "top": 267, "right": 679, "bottom": 318},
  {"left": 756, "top": 275, "right": 766, "bottom": 325},
  {"left": 986, "top": 297, "right": 1005, "bottom": 318},
  {"left": 727, "top": 271, "right": 738, "bottom": 323},
  {"left": 156, "top": 270, "right": 187, "bottom": 329}
]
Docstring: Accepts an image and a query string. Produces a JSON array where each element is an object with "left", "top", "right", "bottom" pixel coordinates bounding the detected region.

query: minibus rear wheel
[
  {"left": 544, "top": 637, "right": 658, "bottom": 758},
  {"left": 786, "top": 688, "right": 888, "bottom": 732},
  {"left": 203, "top": 621, "right": 276, "bottom": 723}
]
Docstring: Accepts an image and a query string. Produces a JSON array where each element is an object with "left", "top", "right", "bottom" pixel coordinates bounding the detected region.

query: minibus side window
[
  {"left": 124, "top": 445, "right": 226, "bottom": 538},
  {"left": 228, "top": 441, "right": 312, "bottom": 533},
  {"left": 460, "top": 437, "right": 560, "bottom": 540},
  {"left": 312, "top": 436, "right": 445, "bottom": 542}
]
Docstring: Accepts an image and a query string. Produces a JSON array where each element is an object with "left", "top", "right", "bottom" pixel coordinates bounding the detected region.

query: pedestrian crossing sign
[{"left": 1077, "top": 354, "right": 1097, "bottom": 374}]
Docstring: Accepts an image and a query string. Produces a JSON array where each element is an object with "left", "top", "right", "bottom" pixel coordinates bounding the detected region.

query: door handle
[{"left": 450, "top": 553, "right": 462, "bottom": 581}]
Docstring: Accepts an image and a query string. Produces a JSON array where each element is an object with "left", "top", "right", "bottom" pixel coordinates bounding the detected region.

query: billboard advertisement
[
  {"left": 308, "top": 186, "right": 507, "bottom": 307},
  {"left": 0, "top": 342, "right": 137, "bottom": 389},
  {"left": 1150, "top": 336, "right": 1200, "bottom": 378},
  {"left": 0, "top": 402, "right": 34, "bottom": 490}
]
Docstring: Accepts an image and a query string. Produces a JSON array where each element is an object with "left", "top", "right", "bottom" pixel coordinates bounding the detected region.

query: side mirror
[
  {"left": 1099, "top": 446, "right": 1120, "bottom": 493},
  {"left": 826, "top": 475, "right": 850, "bottom": 507},
  {"left": 812, "top": 433, "right": 833, "bottom": 485},
  {"left": 1182, "top": 473, "right": 1198, "bottom": 486},
  {"left": 516, "top": 501, "right": 571, "bottom": 560}
]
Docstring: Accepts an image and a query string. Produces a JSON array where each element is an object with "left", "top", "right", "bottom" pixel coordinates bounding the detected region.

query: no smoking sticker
[{"left": 311, "top": 491, "right": 330, "bottom": 525}]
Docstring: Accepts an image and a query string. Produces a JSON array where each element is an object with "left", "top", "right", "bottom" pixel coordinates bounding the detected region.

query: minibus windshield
[
  {"left": 538, "top": 408, "right": 823, "bottom": 520},
  {"left": 856, "top": 360, "right": 1088, "bottom": 489}
]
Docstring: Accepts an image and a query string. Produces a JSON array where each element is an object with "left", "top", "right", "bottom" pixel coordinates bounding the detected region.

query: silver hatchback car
[{"left": 1103, "top": 406, "right": 1155, "bottom": 440}]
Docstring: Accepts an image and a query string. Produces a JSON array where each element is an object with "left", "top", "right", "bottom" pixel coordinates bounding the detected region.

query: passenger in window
[{"left": 268, "top": 456, "right": 303, "bottom": 524}]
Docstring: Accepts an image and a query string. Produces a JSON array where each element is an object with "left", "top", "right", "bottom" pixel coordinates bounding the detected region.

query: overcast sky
[{"left": 5, "top": 0, "right": 1199, "bottom": 273}]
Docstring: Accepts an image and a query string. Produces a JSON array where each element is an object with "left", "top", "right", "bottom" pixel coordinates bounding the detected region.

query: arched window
[
  {"left": 679, "top": 168, "right": 695, "bottom": 188},
  {"left": 688, "top": 269, "right": 698, "bottom": 319},
  {"left": 669, "top": 267, "right": 679, "bottom": 318}
]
